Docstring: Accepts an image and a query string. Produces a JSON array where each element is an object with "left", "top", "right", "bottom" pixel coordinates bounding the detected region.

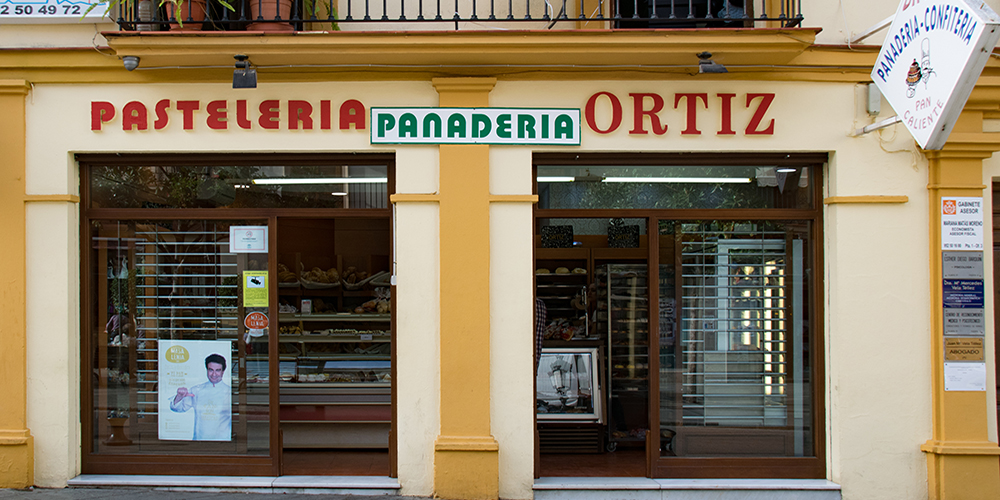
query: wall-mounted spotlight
[
  {"left": 122, "top": 56, "right": 140, "bottom": 71},
  {"left": 697, "top": 51, "right": 727, "bottom": 74},
  {"left": 233, "top": 55, "right": 257, "bottom": 89}
]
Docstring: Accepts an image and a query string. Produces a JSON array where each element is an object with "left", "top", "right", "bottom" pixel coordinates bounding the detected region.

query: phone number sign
[{"left": 0, "top": 0, "right": 107, "bottom": 22}]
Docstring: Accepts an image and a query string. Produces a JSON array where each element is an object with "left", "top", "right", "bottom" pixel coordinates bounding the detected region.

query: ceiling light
[
  {"left": 537, "top": 176, "right": 575, "bottom": 183},
  {"left": 603, "top": 177, "right": 751, "bottom": 184},
  {"left": 331, "top": 192, "right": 348, "bottom": 196},
  {"left": 252, "top": 178, "right": 388, "bottom": 185},
  {"left": 776, "top": 168, "right": 797, "bottom": 173}
]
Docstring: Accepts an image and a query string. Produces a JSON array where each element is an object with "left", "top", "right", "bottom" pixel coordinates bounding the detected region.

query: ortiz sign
[{"left": 871, "top": 0, "right": 1000, "bottom": 150}]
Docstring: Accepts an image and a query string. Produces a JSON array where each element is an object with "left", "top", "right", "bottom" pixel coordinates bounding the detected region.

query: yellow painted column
[
  {"left": 432, "top": 77, "right": 500, "bottom": 500},
  {"left": 0, "top": 80, "right": 34, "bottom": 488},
  {"left": 921, "top": 111, "right": 1000, "bottom": 500}
]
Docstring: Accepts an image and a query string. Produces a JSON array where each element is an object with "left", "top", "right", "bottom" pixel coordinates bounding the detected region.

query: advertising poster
[{"left": 158, "top": 340, "right": 234, "bottom": 441}]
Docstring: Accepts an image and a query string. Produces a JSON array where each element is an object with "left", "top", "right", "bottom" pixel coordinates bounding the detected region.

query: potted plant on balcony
[
  {"left": 247, "top": 0, "right": 338, "bottom": 32},
  {"left": 84, "top": 0, "right": 235, "bottom": 31},
  {"left": 246, "top": 0, "right": 294, "bottom": 31}
]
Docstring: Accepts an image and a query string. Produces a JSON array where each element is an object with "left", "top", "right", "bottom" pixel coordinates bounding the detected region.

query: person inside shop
[
  {"left": 170, "top": 353, "right": 232, "bottom": 441},
  {"left": 104, "top": 305, "right": 133, "bottom": 347}
]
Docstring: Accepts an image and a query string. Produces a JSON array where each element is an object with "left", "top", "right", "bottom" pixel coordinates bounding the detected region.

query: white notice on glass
[
  {"left": 941, "top": 197, "right": 984, "bottom": 250},
  {"left": 229, "top": 226, "right": 268, "bottom": 253},
  {"left": 944, "top": 362, "right": 986, "bottom": 391}
]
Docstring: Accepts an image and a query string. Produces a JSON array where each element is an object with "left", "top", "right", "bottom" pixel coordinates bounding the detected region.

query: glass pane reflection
[
  {"left": 90, "top": 219, "right": 270, "bottom": 455},
  {"left": 659, "top": 220, "right": 813, "bottom": 458}
]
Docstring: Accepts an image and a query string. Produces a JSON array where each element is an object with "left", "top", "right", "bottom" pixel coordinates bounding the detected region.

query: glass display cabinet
[
  {"left": 601, "top": 263, "right": 650, "bottom": 451},
  {"left": 536, "top": 347, "right": 602, "bottom": 421}
]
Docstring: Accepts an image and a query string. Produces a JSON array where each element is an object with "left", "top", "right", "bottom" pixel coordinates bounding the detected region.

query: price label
[{"left": 360, "top": 334, "right": 373, "bottom": 341}]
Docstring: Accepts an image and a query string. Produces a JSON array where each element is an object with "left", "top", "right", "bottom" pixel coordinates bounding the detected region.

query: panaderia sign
[{"left": 88, "top": 91, "right": 778, "bottom": 144}]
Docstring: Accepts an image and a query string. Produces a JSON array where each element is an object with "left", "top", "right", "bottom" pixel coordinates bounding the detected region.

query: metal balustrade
[{"left": 112, "top": 0, "right": 803, "bottom": 31}]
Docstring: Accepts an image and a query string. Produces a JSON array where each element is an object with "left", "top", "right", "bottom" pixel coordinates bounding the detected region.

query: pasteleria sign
[
  {"left": 371, "top": 108, "right": 581, "bottom": 145},
  {"left": 871, "top": 0, "right": 1000, "bottom": 150}
]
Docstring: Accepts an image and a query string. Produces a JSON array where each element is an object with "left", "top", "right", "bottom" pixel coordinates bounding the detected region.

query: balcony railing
[{"left": 113, "top": 0, "right": 803, "bottom": 32}]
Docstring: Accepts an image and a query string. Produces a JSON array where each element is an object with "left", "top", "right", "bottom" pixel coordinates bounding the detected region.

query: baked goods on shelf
[{"left": 301, "top": 264, "right": 341, "bottom": 288}]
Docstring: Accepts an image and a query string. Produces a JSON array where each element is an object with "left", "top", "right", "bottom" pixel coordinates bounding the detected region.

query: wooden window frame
[{"left": 78, "top": 153, "right": 396, "bottom": 477}]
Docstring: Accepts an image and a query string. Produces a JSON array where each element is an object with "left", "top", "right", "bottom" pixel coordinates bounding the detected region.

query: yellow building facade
[{"left": 2, "top": 1, "right": 1000, "bottom": 499}]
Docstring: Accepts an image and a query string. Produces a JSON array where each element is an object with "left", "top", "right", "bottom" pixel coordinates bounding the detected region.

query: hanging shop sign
[
  {"left": 871, "top": 0, "right": 1000, "bottom": 150},
  {"left": 0, "top": 0, "right": 105, "bottom": 22},
  {"left": 371, "top": 108, "right": 581, "bottom": 145},
  {"left": 158, "top": 340, "right": 234, "bottom": 441}
]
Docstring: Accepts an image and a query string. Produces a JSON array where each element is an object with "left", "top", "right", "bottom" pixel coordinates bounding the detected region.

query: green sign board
[{"left": 370, "top": 107, "right": 580, "bottom": 145}]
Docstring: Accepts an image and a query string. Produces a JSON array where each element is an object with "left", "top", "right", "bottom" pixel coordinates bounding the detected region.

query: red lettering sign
[
  {"left": 236, "top": 100, "right": 253, "bottom": 129},
  {"left": 584, "top": 92, "right": 622, "bottom": 134},
  {"left": 629, "top": 93, "right": 668, "bottom": 135},
  {"left": 745, "top": 93, "right": 776, "bottom": 135},
  {"left": 259, "top": 100, "right": 280, "bottom": 130},
  {"left": 289, "top": 100, "right": 313, "bottom": 130},
  {"left": 717, "top": 93, "right": 736, "bottom": 135},
  {"left": 206, "top": 100, "right": 228, "bottom": 130},
  {"left": 153, "top": 99, "right": 170, "bottom": 130},
  {"left": 582, "top": 91, "right": 777, "bottom": 137},
  {"left": 91, "top": 98, "right": 368, "bottom": 133},
  {"left": 340, "top": 99, "right": 366, "bottom": 130},
  {"left": 175, "top": 100, "right": 200, "bottom": 130},
  {"left": 91, "top": 101, "right": 115, "bottom": 131},
  {"left": 122, "top": 101, "right": 148, "bottom": 131},
  {"left": 674, "top": 93, "right": 708, "bottom": 135}
]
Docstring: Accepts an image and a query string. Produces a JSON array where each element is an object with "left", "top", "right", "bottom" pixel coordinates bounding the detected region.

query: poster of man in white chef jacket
[{"left": 158, "top": 340, "right": 233, "bottom": 441}]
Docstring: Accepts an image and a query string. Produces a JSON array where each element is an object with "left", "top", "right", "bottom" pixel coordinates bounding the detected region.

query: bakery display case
[
  {"left": 535, "top": 248, "right": 594, "bottom": 343},
  {"left": 274, "top": 217, "right": 392, "bottom": 449},
  {"left": 599, "top": 263, "right": 650, "bottom": 451},
  {"left": 536, "top": 347, "right": 602, "bottom": 421}
]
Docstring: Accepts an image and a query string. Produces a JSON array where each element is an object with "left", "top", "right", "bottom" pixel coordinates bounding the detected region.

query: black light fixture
[
  {"left": 233, "top": 55, "right": 257, "bottom": 89},
  {"left": 697, "top": 51, "right": 728, "bottom": 74}
]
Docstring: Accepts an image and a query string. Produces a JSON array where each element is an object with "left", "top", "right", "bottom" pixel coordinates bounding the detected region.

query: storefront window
[
  {"left": 90, "top": 164, "right": 388, "bottom": 209},
  {"left": 658, "top": 220, "right": 813, "bottom": 458},
  {"left": 536, "top": 165, "right": 812, "bottom": 210},
  {"left": 83, "top": 155, "right": 395, "bottom": 475},
  {"left": 534, "top": 155, "right": 822, "bottom": 478},
  {"left": 89, "top": 219, "right": 270, "bottom": 455}
]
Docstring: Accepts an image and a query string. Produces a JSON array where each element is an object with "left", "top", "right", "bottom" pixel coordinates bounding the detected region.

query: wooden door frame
[{"left": 531, "top": 152, "right": 826, "bottom": 479}]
